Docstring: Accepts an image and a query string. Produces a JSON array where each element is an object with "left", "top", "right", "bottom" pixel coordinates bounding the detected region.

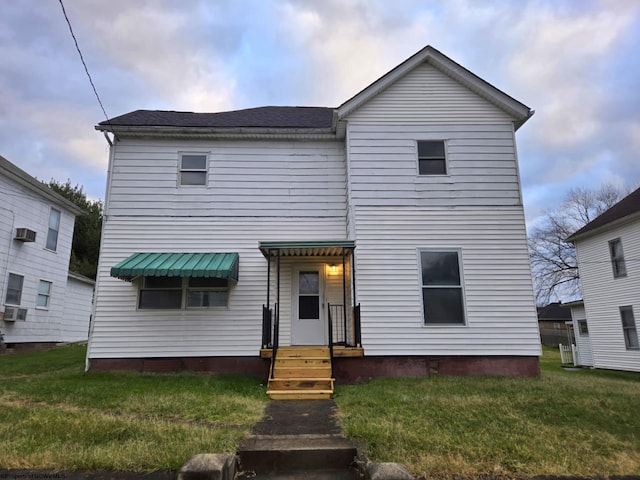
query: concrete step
[
  {"left": 237, "top": 435, "right": 358, "bottom": 474},
  {"left": 235, "top": 468, "right": 361, "bottom": 479}
]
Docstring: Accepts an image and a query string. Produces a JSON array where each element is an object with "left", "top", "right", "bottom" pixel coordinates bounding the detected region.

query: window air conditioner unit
[
  {"left": 2, "top": 307, "right": 27, "bottom": 322},
  {"left": 15, "top": 228, "right": 37, "bottom": 242}
]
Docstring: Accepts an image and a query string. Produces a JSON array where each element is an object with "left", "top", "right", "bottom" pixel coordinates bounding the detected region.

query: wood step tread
[
  {"left": 267, "top": 389, "right": 334, "bottom": 395},
  {"left": 269, "top": 377, "right": 335, "bottom": 381}
]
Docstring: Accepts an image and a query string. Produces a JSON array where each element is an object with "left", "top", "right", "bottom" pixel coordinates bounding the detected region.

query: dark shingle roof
[
  {"left": 568, "top": 186, "right": 640, "bottom": 241},
  {"left": 537, "top": 303, "right": 572, "bottom": 322},
  {"left": 98, "top": 106, "right": 335, "bottom": 130}
]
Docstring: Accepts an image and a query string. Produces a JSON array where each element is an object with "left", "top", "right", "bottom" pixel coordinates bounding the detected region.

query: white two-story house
[
  {"left": 1, "top": 155, "right": 94, "bottom": 349},
  {"left": 88, "top": 46, "right": 541, "bottom": 395},
  {"left": 567, "top": 187, "right": 640, "bottom": 372}
]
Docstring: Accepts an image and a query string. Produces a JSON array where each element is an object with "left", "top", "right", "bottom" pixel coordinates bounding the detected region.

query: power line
[{"left": 58, "top": 0, "right": 114, "bottom": 134}]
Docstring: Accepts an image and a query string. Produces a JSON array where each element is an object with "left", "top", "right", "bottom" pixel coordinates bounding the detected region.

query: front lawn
[
  {"left": 0, "top": 345, "right": 267, "bottom": 471},
  {"left": 335, "top": 347, "right": 640, "bottom": 478},
  {"left": 2, "top": 345, "right": 639, "bottom": 478}
]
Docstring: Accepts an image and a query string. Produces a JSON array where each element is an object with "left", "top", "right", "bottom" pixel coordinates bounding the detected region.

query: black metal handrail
[
  {"left": 327, "top": 303, "right": 334, "bottom": 375},
  {"left": 354, "top": 303, "right": 362, "bottom": 347},
  {"left": 261, "top": 305, "right": 272, "bottom": 349}
]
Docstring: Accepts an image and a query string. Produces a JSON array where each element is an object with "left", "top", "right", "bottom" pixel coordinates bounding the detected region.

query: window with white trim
[
  {"left": 609, "top": 238, "right": 627, "bottom": 278},
  {"left": 5, "top": 273, "right": 24, "bottom": 306},
  {"left": 418, "top": 140, "right": 447, "bottom": 175},
  {"left": 46, "top": 208, "right": 61, "bottom": 251},
  {"left": 578, "top": 320, "right": 589, "bottom": 335},
  {"left": 36, "top": 280, "right": 52, "bottom": 309},
  {"left": 420, "top": 250, "right": 465, "bottom": 325},
  {"left": 179, "top": 153, "right": 208, "bottom": 186},
  {"left": 138, "top": 276, "right": 230, "bottom": 309},
  {"left": 620, "top": 306, "right": 638, "bottom": 349}
]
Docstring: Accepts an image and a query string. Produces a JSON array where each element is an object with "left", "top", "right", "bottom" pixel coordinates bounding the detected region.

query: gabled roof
[
  {"left": 567, "top": 186, "right": 640, "bottom": 242},
  {"left": 337, "top": 45, "right": 533, "bottom": 130},
  {"left": 0, "top": 155, "right": 85, "bottom": 216},
  {"left": 96, "top": 45, "right": 533, "bottom": 135}
]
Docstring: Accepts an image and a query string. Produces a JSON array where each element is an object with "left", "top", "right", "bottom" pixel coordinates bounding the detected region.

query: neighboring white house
[
  {"left": 0, "top": 154, "right": 93, "bottom": 348},
  {"left": 564, "top": 300, "right": 594, "bottom": 367},
  {"left": 567, "top": 187, "right": 640, "bottom": 373},
  {"left": 88, "top": 45, "right": 541, "bottom": 381}
]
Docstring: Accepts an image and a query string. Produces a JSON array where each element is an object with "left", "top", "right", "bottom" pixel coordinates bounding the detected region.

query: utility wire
[{"left": 58, "top": 0, "right": 117, "bottom": 139}]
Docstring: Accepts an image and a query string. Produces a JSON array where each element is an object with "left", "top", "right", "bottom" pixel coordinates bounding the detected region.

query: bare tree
[{"left": 529, "top": 184, "right": 627, "bottom": 305}]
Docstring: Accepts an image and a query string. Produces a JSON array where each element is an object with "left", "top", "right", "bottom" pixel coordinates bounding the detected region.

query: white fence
[{"left": 559, "top": 343, "right": 577, "bottom": 366}]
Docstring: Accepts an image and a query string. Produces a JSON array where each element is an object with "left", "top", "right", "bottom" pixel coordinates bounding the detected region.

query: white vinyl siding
[
  {"left": 353, "top": 206, "right": 540, "bottom": 356},
  {"left": 575, "top": 220, "right": 640, "bottom": 372},
  {"left": 88, "top": 216, "right": 347, "bottom": 359},
  {"left": 0, "top": 172, "right": 79, "bottom": 344},
  {"left": 346, "top": 63, "right": 513, "bottom": 125},
  {"left": 106, "top": 139, "right": 346, "bottom": 217}
]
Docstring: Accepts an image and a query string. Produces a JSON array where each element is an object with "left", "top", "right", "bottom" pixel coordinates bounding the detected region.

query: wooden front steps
[{"left": 267, "top": 346, "right": 334, "bottom": 400}]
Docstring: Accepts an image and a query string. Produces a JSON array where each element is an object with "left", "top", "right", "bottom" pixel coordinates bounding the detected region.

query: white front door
[{"left": 292, "top": 265, "right": 326, "bottom": 345}]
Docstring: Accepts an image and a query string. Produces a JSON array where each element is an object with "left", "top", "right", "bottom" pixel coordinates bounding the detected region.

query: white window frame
[
  {"left": 620, "top": 306, "right": 639, "bottom": 350},
  {"left": 186, "top": 277, "right": 230, "bottom": 309},
  {"left": 178, "top": 152, "right": 209, "bottom": 187},
  {"left": 417, "top": 140, "right": 448, "bottom": 176},
  {"left": 609, "top": 238, "right": 627, "bottom": 278},
  {"left": 45, "top": 208, "right": 61, "bottom": 252},
  {"left": 36, "top": 280, "right": 53, "bottom": 309},
  {"left": 577, "top": 320, "right": 589, "bottom": 335},
  {"left": 4, "top": 273, "right": 24, "bottom": 306},
  {"left": 418, "top": 248, "right": 467, "bottom": 326}
]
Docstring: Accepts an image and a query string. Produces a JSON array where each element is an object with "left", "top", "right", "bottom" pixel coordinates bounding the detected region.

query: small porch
[{"left": 257, "top": 240, "right": 363, "bottom": 399}]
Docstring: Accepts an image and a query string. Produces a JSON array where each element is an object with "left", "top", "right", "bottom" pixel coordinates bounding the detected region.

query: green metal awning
[
  {"left": 110, "top": 252, "right": 239, "bottom": 281},
  {"left": 259, "top": 240, "right": 355, "bottom": 257}
]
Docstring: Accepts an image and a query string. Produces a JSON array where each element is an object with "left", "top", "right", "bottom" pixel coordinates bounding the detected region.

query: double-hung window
[
  {"left": 418, "top": 140, "right": 447, "bottom": 175},
  {"left": 609, "top": 238, "right": 627, "bottom": 278},
  {"left": 138, "top": 277, "right": 182, "bottom": 309},
  {"left": 420, "top": 250, "right": 465, "bottom": 325},
  {"left": 36, "top": 280, "right": 52, "bottom": 309},
  {"left": 179, "top": 153, "right": 208, "bottom": 186},
  {"left": 46, "top": 208, "right": 61, "bottom": 251},
  {"left": 578, "top": 320, "right": 589, "bottom": 335},
  {"left": 620, "top": 306, "right": 639, "bottom": 349},
  {"left": 5, "top": 273, "right": 24, "bottom": 306}
]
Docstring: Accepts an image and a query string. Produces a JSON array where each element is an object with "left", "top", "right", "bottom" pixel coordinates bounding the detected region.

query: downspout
[{"left": 85, "top": 132, "right": 116, "bottom": 372}]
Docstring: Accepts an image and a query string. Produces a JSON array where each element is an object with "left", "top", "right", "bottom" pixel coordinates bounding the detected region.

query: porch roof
[
  {"left": 258, "top": 240, "right": 355, "bottom": 258},
  {"left": 110, "top": 252, "right": 239, "bottom": 281}
]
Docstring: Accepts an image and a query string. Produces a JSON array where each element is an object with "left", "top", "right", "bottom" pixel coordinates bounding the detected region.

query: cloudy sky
[{"left": 1, "top": 0, "right": 639, "bottom": 227}]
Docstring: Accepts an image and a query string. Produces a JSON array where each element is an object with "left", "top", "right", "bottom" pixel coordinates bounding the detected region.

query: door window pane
[
  {"left": 299, "top": 272, "right": 319, "bottom": 294},
  {"left": 299, "top": 296, "right": 320, "bottom": 319}
]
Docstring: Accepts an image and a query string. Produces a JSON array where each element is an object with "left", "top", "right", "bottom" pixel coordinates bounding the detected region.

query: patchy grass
[
  {"left": 335, "top": 347, "right": 640, "bottom": 479},
  {"left": 0, "top": 345, "right": 267, "bottom": 471}
]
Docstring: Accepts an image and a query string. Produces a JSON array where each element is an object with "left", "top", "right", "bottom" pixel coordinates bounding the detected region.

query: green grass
[
  {"left": 3, "top": 345, "right": 640, "bottom": 477},
  {"left": 0, "top": 345, "right": 268, "bottom": 471},
  {"left": 335, "top": 347, "right": 640, "bottom": 478}
]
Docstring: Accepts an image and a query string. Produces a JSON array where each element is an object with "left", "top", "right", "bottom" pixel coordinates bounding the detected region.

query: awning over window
[
  {"left": 259, "top": 240, "right": 355, "bottom": 257},
  {"left": 110, "top": 252, "right": 239, "bottom": 281}
]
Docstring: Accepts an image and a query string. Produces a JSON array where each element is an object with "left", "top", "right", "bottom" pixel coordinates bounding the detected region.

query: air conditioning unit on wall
[
  {"left": 3, "top": 307, "right": 27, "bottom": 322},
  {"left": 15, "top": 228, "right": 37, "bottom": 242}
]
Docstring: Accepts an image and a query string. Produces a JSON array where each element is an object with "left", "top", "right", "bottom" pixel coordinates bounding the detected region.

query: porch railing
[
  {"left": 328, "top": 303, "right": 362, "bottom": 348},
  {"left": 261, "top": 305, "right": 272, "bottom": 349}
]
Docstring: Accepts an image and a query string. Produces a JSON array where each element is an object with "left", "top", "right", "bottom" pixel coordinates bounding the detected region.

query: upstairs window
[
  {"left": 620, "top": 306, "right": 638, "bottom": 349},
  {"left": 5, "top": 273, "right": 24, "bottom": 306},
  {"left": 179, "top": 154, "right": 208, "bottom": 186},
  {"left": 46, "top": 208, "right": 61, "bottom": 251},
  {"left": 609, "top": 238, "right": 627, "bottom": 278},
  {"left": 36, "top": 280, "right": 52, "bottom": 309},
  {"left": 418, "top": 140, "right": 447, "bottom": 175},
  {"left": 420, "top": 250, "right": 465, "bottom": 325}
]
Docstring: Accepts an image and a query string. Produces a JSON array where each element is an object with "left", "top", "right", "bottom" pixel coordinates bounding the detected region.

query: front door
[{"left": 292, "top": 265, "right": 326, "bottom": 345}]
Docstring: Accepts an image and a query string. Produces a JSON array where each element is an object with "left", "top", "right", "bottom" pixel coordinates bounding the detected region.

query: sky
[{"left": 1, "top": 0, "right": 639, "bottom": 228}]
